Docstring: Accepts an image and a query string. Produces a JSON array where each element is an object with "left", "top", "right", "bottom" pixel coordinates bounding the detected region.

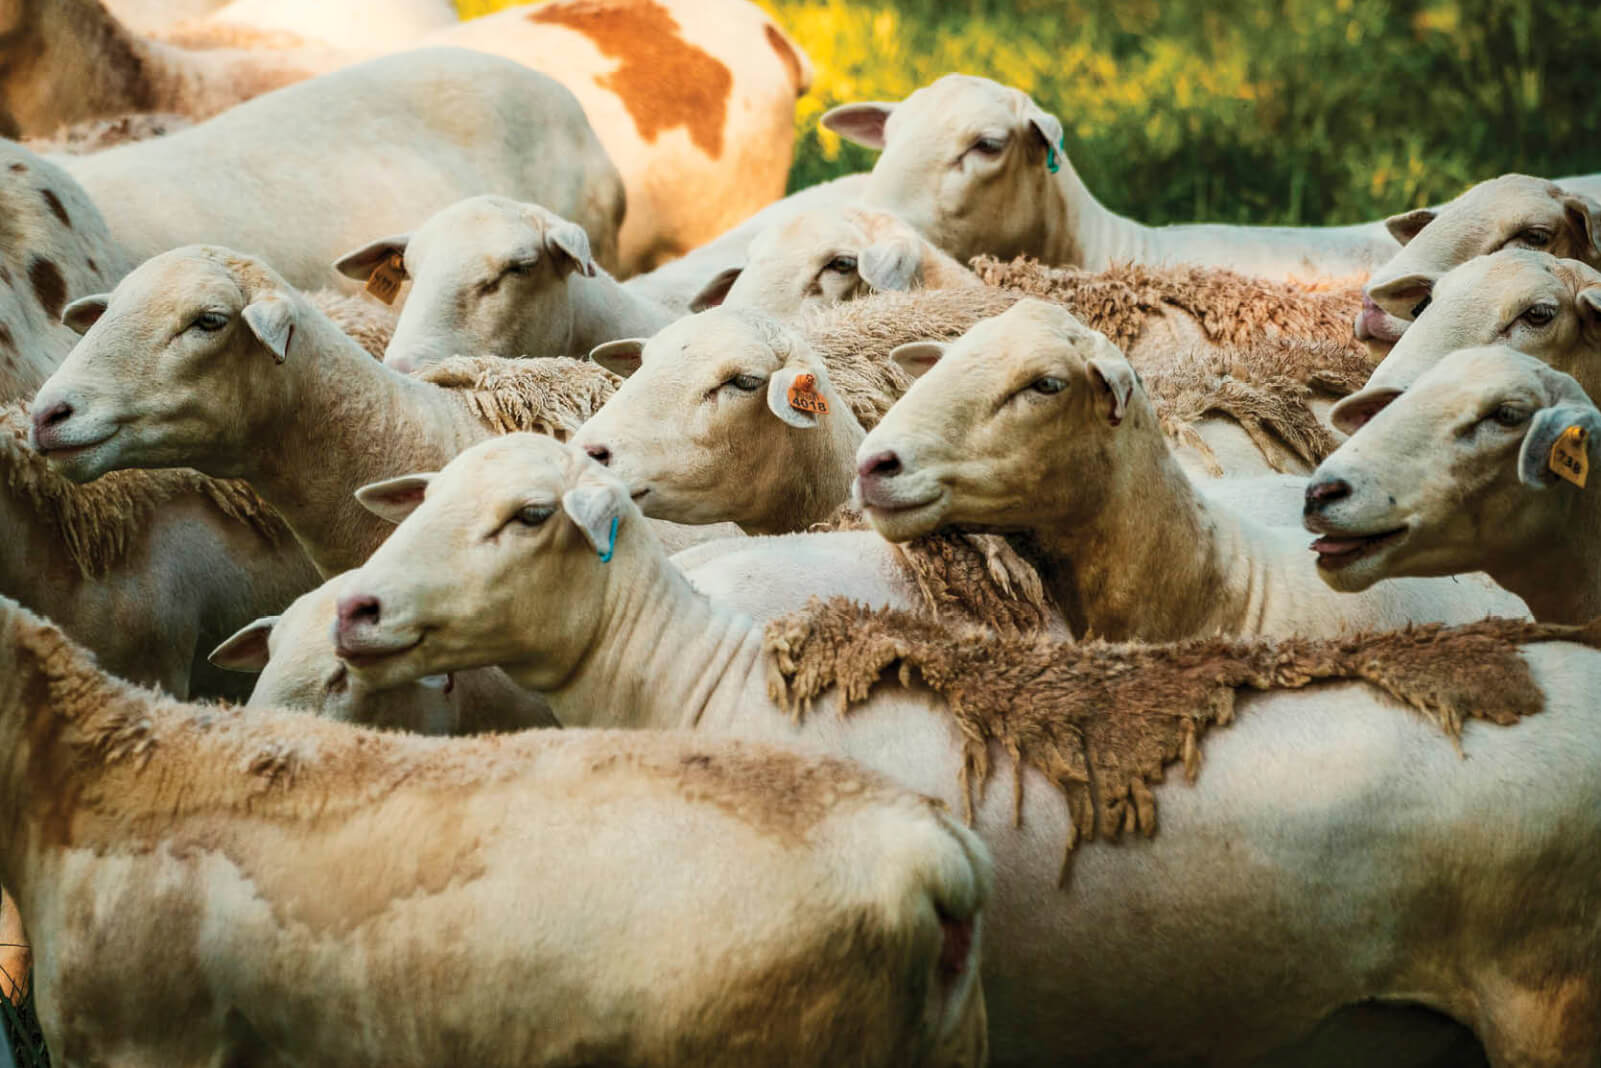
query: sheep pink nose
[
  {"left": 32, "top": 400, "right": 73, "bottom": 436},
  {"left": 1303, "top": 478, "right": 1352, "bottom": 516},
  {"left": 584, "top": 443, "right": 611, "bottom": 466},
  {"left": 857, "top": 449, "right": 902, "bottom": 481},
  {"left": 336, "top": 593, "right": 382, "bottom": 639}
]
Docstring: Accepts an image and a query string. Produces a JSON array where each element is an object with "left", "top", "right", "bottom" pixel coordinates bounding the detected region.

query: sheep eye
[
  {"left": 726, "top": 374, "right": 763, "bottom": 392},
  {"left": 970, "top": 135, "right": 1008, "bottom": 156},
  {"left": 514, "top": 504, "right": 555, "bottom": 526},
  {"left": 1517, "top": 227, "right": 1553, "bottom": 248},
  {"left": 503, "top": 259, "right": 538, "bottom": 277},
  {"left": 1031, "top": 376, "right": 1067, "bottom": 395},
  {"left": 190, "top": 310, "right": 228, "bottom": 332},
  {"left": 1489, "top": 404, "right": 1530, "bottom": 428},
  {"left": 1409, "top": 295, "right": 1433, "bottom": 318},
  {"left": 1520, "top": 303, "right": 1557, "bottom": 327},
  {"left": 824, "top": 255, "right": 858, "bottom": 275}
]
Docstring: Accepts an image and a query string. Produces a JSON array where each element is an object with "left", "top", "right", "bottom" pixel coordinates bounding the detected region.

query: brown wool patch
[
  {"left": 531, "top": 0, "right": 734, "bottom": 159},
  {"left": 416, "top": 356, "right": 620, "bottom": 439},
  {"left": 26, "top": 257, "right": 66, "bottom": 320},
  {"left": 765, "top": 599, "right": 1601, "bottom": 882}
]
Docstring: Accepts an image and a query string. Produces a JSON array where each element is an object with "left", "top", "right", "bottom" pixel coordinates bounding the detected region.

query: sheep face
[
  {"left": 335, "top": 434, "right": 629, "bottom": 691},
  {"left": 1333, "top": 250, "right": 1601, "bottom": 433},
  {"left": 701, "top": 207, "right": 931, "bottom": 317},
  {"left": 211, "top": 579, "right": 461, "bottom": 735},
  {"left": 828, "top": 74, "right": 1064, "bottom": 266},
  {"left": 856, "top": 298, "right": 1135, "bottom": 542},
  {"left": 1305, "top": 346, "right": 1596, "bottom": 592},
  {"left": 574, "top": 308, "right": 862, "bottom": 534},
  {"left": 29, "top": 245, "right": 297, "bottom": 482},
  {"left": 1364, "top": 175, "right": 1601, "bottom": 336},
  {"left": 335, "top": 196, "right": 596, "bottom": 374}
]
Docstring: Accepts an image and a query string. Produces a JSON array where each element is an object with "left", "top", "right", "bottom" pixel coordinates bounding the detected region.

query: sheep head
[
  {"left": 573, "top": 307, "right": 864, "bottom": 534},
  {"left": 1306, "top": 345, "right": 1598, "bottom": 593},
  {"left": 29, "top": 244, "right": 303, "bottom": 482},
  {"left": 1334, "top": 250, "right": 1601, "bottom": 433},
  {"left": 855, "top": 297, "right": 1143, "bottom": 543},
  {"left": 336, "top": 195, "right": 596, "bottom": 374}
]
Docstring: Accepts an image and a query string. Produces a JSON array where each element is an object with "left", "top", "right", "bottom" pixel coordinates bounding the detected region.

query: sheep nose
[
  {"left": 584, "top": 443, "right": 611, "bottom": 466},
  {"left": 32, "top": 400, "right": 73, "bottom": 435},
  {"left": 335, "top": 593, "right": 382, "bottom": 638},
  {"left": 1303, "top": 477, "right": 1352, "bottom": 516},
  {"left": 857, "top": 449, "right": 902, "bottom": 481}
]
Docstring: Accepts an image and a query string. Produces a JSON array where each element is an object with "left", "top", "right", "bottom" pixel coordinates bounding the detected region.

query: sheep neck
[
  {"left": 1034, "top": 426, "right": 1266, "bottom": 641},
  {"left": 534, "top": 546, "right": 763, "bottom": 732},
  {"left": 252, "top": 325, "right": 480, "bottom": 577},
  {"left": 1487, "top": 494, "right": 1601, "bottom": 625},
  {"left": 566, "top": 269, "right": 674, "bottom": 356},
  {"left": 1048, "top": 154, "right": 1151, "bottom": 271}
]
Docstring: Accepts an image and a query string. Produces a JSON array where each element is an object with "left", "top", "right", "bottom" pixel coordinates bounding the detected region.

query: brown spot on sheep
[
  {"left": 26, "top": 257, "right": 65, "bottom": 320},
  {"left": 6, "top": 163, "right": 22, "bottom": 174},
  {"left": 665, "top": 745, "right": 887, "bottom": 845},
  {"left": 764, "top": 24, "right": 809, "bottom": 97},
  {"left": 530, "top": 0, "right": 734, "bottom": 159},
  {"left": 39, "top": 188, "right": 69, "bottom": 228},
  {"left": 767, "top": 600, "right": 1601, "bottom": 882},
  {"left": 0, "top": 322, "right": 15, "bottom": 355}
]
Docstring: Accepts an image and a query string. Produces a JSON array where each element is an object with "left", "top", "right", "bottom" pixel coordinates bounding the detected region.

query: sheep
[
  {"left": 692, "top": 205, "right": 984, "bottom": 317},
  {"left": 195, "top": 0, "right": 458, "bottom": 51},
  {"left": 0, "top": 401, "right": 317, "bottom": 701},
  {"left": 26, "top": 246, "right": 624, "bottom": 578},
  {"left": 330, "top": 429, "right": 1601, "bottom": 1066},
  {"left": 335, "top": 196, "right": 675, "bottom": 374},
  {"left": 209, "top": 574, "right": 559, "bottom": 734},
  {"left": 854, "top": 299, "right": 1526, "bottom": 639},
  {"left": 1334, "top": 249, "right": 1601, "bottom": 433},
  {"left": 1358, "top": 174, "right": 1601, "bottom": 356},
  {"left": 824, "top": 73, "right": 1398, "bottom": 282},
  {"left": 0, "top": 591, "right": 992, "bottom": 1068},
  {"left": 1306, "top": 346, "right": 1601, "bottom": 626},
  {"left": 56, "top": 48, "right": 626, "bottom": 287}
]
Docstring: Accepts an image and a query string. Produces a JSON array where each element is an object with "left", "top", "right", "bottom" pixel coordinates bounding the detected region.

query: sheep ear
[
  {"left": 1559, "top": 191, "right": 1601, "bottom": 259},
  {"left": 1329, "top": 387, "right": 1402, "bottom": 435},
  {"left": 1385, "top": 209, "right": 1436, "bottom": 246},
  {"left": 589, "top": 338, "right": 646, "bottom": 377},
  {"left": 207, "top": 616, "right": 278, "bottom": 673},
  {"left": 355, "top": 473, "right": 434, "bottom": 523},
  {"left": 544, "top": 219, "right": 596, "bottom": 279},
  {"left": 1088, "top": 354, "right": 1137, "bottom": 427},
  {"left": 859, "top": 237, "right": 921, "bottom": 293},
  {"left": 242, "top": 294, "right": 295, "bottom": 363},
  {"left": 1023, "top": 99, "right": 1064, "bottom": 163},
  {"left": 890, "top": 340, "right": 946, "bottom": 379},
  {"left": 820, "top": 102, "right": 894, "bottom": 149},
  {"left": 61, "top": 293, "right": 108, "bottom": 335},
  {"left": 1519, "top": 405, "right": 1601, "bottom": 488},
  {"left": 766, "top": 365, "right": 824, "bottom": 429},
  {"left": 689, "top": 267, "right": 742, "bottom": 312},
  {"left": 1578, "top": 287, "right": 1601, "bottom": 335},
  {"left": 334, "top": 234, "right": 410, "bottom": 282},
  {"left": 562, "top": 480, "right": 626, "bottom": 561}
]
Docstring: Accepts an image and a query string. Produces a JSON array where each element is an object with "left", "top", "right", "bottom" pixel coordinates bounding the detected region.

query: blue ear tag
[
  {"left": 596, "top": 515, "right": 619, "bottom": 563},
  {"left": 1046, "top": 137, "right": 1064, "bottom": 174}
]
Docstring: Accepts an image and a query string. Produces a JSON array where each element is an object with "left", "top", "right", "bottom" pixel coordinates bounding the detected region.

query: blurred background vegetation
[{"left": 462, "top": 0, "right": 1601, "bottom": 227}]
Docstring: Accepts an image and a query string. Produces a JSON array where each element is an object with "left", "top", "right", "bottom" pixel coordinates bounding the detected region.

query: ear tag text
[
  {"left": 1550, "top": 425, "right": 1589, "bottom": 488},
  {"left": 787, "top": 373, "right": 830, "bottom": 415},
  {"left": 365, "top": 253, "right": 406, "bottom": 306}
]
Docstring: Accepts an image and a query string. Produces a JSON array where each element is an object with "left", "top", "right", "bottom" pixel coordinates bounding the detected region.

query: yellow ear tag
[
  {"left": 1549, "top": 425, "right": 1589, "bottom": 488},
  {"left": 787, "top": 373, "right": 830, "bottom": 415},
  {"left": 364, "top": 253, "right": 406, "bottom": 306}
]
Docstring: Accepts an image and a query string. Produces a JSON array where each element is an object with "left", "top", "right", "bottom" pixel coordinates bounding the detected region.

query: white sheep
[
  {"left": 195, "top": 0, "right": 458, "bottom": 51},
  {"left": 209, "top": 574, "right": 558, "bottom": 734},
  {"left": 1307, "top": 346, "right": 1601, "bottom": 625},
  {"left": 825, "top": 73, "right": 1397, "bottom": 282},
  {"left": 335, "top": 196, "right": 675, "bottom": 373},
  {"left": 330, "top": 430, "right": 1601, "bottom": 1066},
  {"left": 1358, "top": 174, "right": 1601, "bottom": 356},
  {"left": 1335, "top": 249, "right": 1601, "bottom": 432},
  {"left": 0, "top": 591, "right": 992, "bottom": 1067},
  {"left": 57, "top": 49, "right": 626, "bottom": 287}
]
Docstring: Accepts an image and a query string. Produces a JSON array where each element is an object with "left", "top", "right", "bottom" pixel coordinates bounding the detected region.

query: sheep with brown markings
[
  {"left": 329, "top": 430, "right": 1601, "bottom": 1066},
  {"left": 0, "top": 591, "right": 992, "bottom": 1068}
]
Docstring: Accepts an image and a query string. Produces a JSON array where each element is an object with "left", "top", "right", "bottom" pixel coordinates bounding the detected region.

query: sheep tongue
[{"left": 1311, "top": 536, "right": 1368, "bottom": 557}]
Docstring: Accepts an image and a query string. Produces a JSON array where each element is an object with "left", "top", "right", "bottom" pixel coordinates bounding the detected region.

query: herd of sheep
[{"left": 0, "top": 0, "right": 1599, "bottom": 1065}]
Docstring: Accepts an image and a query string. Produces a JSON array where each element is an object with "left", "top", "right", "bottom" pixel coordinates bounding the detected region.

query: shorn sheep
[
  {"left": 824, "top": 73, "right": 1398, "bottom": 282},
  {"left": 854, "top": 299, "right": 1525, "bottom": 639},
  {"left": 335, "top": 196, "right": 675, "bottom": 373},
  {"left": 1307, "top": 346, "right": 1601, "bottom": 626},
  {"left": 0, "top": 592, "right": 992, "bottom": 1067},
  {"left": 334, "top": 430, "right": 1601, "bottom": 1066}
]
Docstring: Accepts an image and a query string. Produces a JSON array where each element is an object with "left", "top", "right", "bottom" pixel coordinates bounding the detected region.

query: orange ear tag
[
  {"left": 1549, "top": 425, "right": 1589, "bottom": 488},
  {"left": 787, "top": 373, "right": 830, "bottom": 415},
  {"left": 364, "top": 253, "right": 406, "bottom": 306}
]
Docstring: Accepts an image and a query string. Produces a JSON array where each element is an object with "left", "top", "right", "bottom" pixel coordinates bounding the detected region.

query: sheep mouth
[
  {"left": 32, "top": 423, "right": 119, "bottom": 459},
  {"left": 336, "top": 632, "right": 425, "bottom": 670},
  {"left": 1310, "top": 527, "right": 1407, "bottom": 570}
]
